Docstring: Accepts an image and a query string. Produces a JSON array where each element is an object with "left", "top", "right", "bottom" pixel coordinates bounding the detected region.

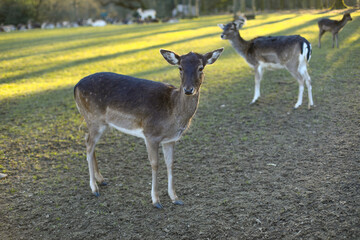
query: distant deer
[
  {"left": 74, "top": 48, "right": 223, "bottom": 208},
  {"left": 318, "top": 13, "right": 352, "bottom": 48},
  {"left": 137, "top": 8, "right": 156, "bottom": 20},
  {"left": 218, "top": 17, "right": 314, "bottom": 109}
]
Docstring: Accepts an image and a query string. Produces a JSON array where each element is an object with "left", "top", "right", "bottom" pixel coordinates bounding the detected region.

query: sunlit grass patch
[{"left": 1, "top": 12, "right": 356, "bottom": 101}]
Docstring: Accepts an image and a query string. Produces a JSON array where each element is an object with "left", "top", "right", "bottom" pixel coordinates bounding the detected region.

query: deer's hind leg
[
  {"left": 335, "top": 33, "right": 339, "bottom": 48},
  {"left": 318, "top": 29, "right": 325, "bottom": 48},
  {"left": 85, "top": 123, "right": 107, "bottom": 196},
  {"left": 303, "top": 68, "right": 314, "bottom": 109},
  {"left": 332, "top": 33, "right": 336, "bottom": 48},
  {"left": 288, "top": 59, "right": 313, "bottom": 109},
  {"left": 287, "top": 64, "right": 305, "bottom": 109}
]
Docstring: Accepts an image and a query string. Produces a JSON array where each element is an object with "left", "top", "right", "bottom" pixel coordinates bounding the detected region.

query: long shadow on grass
[
  {"left": 0, "top": 16, "right": 231, "bottom": 55},
  {"left": 0, "top": 24, "right": 219, "bottom": 62},
  {"left": 0, "top": 16, "right": 320, "bottom": 85},
  {"left": 0, "top": 31, "right": 222, "bottom": 84},
  {"left": 0, "top": 13, "right": 326, "bottom": 63}
]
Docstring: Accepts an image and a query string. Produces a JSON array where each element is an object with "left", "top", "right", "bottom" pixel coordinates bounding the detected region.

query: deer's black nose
[{"left": 184, "top": 87, "right": 194, "bottom": 95}]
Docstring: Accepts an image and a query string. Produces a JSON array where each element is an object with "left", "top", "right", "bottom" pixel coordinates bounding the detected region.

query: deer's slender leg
[
  {"left": 332, "top": 33, "right": 336, "bottom": 48},
  {"left": 318, "top": 29, "right": 325, "bottom": 48},
  {"left": 295, "top": 81, "right": 305, "bottom": 109},
  {"left": 86, "top": 124, "right": 106, "bottom": 196},
  {"left": 93, "top": 151, "right": 106, "bottom": 185},
  {"left": 287, "top": 64, "right": 305, "bottom": 109},
  {"left": 335, "top": 33, "right": 339, "bottom": 48},
  {"left": 145, "top": 138, "right": 161, "bottom": 208},
  {"left": 162, "top": 142, "right": 183, "bottom": 205},
  {"left": 251, "top": 66, "right": 263, "bottom": 104},
  {"left": 304, "top": 69, "right": 314, "bottom": 109}
]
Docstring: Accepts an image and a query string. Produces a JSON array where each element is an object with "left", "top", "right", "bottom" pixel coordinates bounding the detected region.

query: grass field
[{"left": 1, "top": 10, "right": 360, "bottom": 239}]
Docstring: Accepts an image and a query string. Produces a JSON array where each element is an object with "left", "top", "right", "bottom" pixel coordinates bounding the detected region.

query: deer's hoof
[
  {"left": 100, "top": 181, "right": 108, "bottom": 186},
  {"left": 153, "top": 202, "right": 163, "bottom": 209},
  {"left": 93, "top": 192, "right": 100, "bottom": 197},
  {"left": 308, "top": 104, "right": 315, "bottom": 111},
  {"left": 293, "top": 104, "right": 301, "bottom": 109},
  {"left": 173, "top": 200, "right": 184, "bottom": 205}
]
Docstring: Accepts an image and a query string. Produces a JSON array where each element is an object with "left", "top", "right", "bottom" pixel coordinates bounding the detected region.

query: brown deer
[
  {"left": 218, "top": 17, "right": 314, "bottom": 109},
  {"left": 74, "top": 48, "right": 223, "bottom": 208},
  {"left": 318, "top": 13, "right": 352, "bottom": 48}
]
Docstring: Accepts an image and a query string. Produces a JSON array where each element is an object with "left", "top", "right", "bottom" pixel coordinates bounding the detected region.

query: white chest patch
[
  {"left": 108, "top": 123, "right": 145, "bottom": 139},
  {"left": 259, "top": 61, "right": 284, "bottom": 70}
]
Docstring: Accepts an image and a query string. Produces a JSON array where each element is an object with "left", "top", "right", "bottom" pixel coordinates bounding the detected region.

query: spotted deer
[
  {"left": 218, "top": 17, "right": 314, "bottom": 109},
  {"left": 318, "top": 13, "right": 352, "bottom": 48},
  {"left": 74, "top": 48, "right": 223, "bottom": 208}
]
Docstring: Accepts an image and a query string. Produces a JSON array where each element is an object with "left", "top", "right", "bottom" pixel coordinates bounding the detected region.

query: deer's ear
[
  {"left": 218, "top": 24, "right": 225, "bottom": 30},
  {"left": 233, "top": 18, "right": 246, "bottom": 29},
  {"left": 160, "top": 49, "right": 180, "bottom": 65},
  {"left": 204, "top": 48, "right": 224, "bottom": 65}
]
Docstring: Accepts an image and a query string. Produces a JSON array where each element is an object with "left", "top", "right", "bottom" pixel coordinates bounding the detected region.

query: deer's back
[
  {"left": 74, "top": 72, "right": 176, "bottom": 116},
  {"left": 249, "top": 35, "right": 308, "bottom": 63},
  {"left": 318, "top": 18, "right": 338, "bottom": 30}
]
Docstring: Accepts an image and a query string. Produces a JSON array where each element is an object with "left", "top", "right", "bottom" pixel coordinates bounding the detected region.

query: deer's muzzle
[{"left": 183, "top": 87, "right": 195, "bottom": 95}]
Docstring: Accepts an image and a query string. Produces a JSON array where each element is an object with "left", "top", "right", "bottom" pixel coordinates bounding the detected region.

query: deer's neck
[
  {"left": 173, "top": 90, "right": 200, "bottom": 127},
  {"left": 338, "top": 17, "right": 349, "bottom": 28},
  {"left": 229, "top": 32, "right": 250, "bottom": 59}
]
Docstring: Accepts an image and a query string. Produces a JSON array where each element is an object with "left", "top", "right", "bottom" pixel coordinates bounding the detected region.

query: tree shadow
[
  {"left": 0, "top": 31, "right": 221, "bottom": 85},
  {"left": 0, "top": 16, "right": 230, "bottom": 56},
  {"left": 0, "top": 25, "right": 215, "bottom": 63}
]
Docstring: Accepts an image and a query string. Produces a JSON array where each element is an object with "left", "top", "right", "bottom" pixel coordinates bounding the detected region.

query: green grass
[
  {"left": 1, "top": 10, "right": 359, "bottom": 176},
  {"left": 0, "top": 13, "right": 360, "bottom": 240}
]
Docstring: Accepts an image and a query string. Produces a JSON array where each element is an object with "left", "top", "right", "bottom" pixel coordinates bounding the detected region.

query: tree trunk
[
  {"left": 259, "top": 0, "right": 265, "bottom": 11},
  {"left": 188, "top": 0, "right": 192, "bottom": 17},
  {"left": 252, "top": 0, "right": 256, "bottom": 13},
  {"left": 182, "top": 0, "right": 185, "bottom": 18},
  {"left": 195, "top": 0, "right": 199, "bottom": 17},
  {"left": 233, "top": 0, "right": 238, "bottom": 18},
  {"left": 331, "top": 0, "right": 348, "bottom": 9},
  {"left": 240, "top": 0, "right": 246, "bottom": 13}
]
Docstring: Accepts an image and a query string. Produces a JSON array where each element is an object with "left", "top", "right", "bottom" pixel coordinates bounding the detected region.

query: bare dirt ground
[{"left": 1, "top": 69, "right": 359, "bottom": 239}]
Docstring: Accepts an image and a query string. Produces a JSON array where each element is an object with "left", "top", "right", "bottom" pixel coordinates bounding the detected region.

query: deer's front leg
[
  {"left": 86, "top": 125, "right": 106, "bottom": 197},
  {"left": 335, "top": 33, "right": 339, "bottom": 48},
  {"left": 251, "top": 66, "right": 263, "bottom": 104},
  {"left": 162, "top": 142, "right": 183, "bottom": 206},
  {"left": 145, "top": 138, "right": 162, "bottom": 208}
]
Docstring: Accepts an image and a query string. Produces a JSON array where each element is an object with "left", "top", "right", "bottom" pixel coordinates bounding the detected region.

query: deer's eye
[
  {"left": 178, "top": 67, "right": 183, "bottom": 71},
  {"left": 198, "top": 67, "right": 204, "bottom": 72}
]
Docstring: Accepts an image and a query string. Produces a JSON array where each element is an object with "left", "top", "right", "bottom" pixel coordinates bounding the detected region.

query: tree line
[{"left": 0, "top": 0, "right": 358, "bottom": 26}]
